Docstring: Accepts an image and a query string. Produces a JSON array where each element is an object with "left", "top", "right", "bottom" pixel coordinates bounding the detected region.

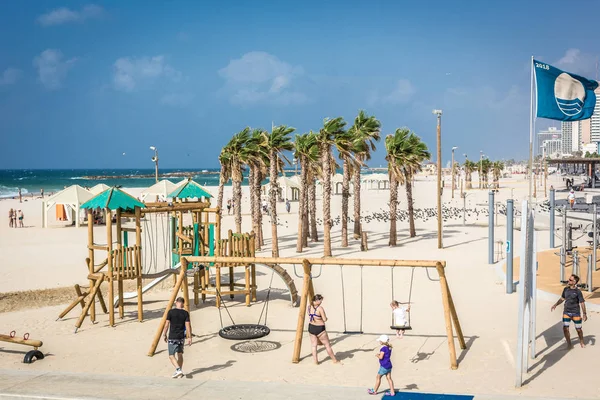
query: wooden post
[
  {"left": 116, "top": 208, "right": 124, "bottom": 319},
  {"left": 87, "top": 209, "right": 95, "bottom": 322},
  {"left": 250, "top": 233, "right": 257, "bottom": 301},
  {"left": 216, "top": 265, "right": 222, "bottom": 308},
  {"left": 135, "top": 207, "right": 143, "bottom": 322},
  {"left": 436, "top": 262, "right": 458, "bottom": 369},
  {"left": 0, "top": 334, "right": 43, "bottom": 349},
  {"left": 245, "top": 264, "right": 250, "bottom": 306},
  {"left": 292, "top": 259, "right": 312, "bottom": 363},
  {"left": 106, "top": 208, "right": 115, "bottom": 327},
  {"left": 148, "top": 261, "right": 188, "bottom": 356},
  {"left": 75, "top": 274, "right": 104, "bottom": 333},
  {"left": 446, "top": 281, "right": 466, "bottom": 349}
]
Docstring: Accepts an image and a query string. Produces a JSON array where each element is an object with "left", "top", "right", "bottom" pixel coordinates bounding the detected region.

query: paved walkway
[{"left": 0, "top": 370, "right": 593, "bottom": 400}]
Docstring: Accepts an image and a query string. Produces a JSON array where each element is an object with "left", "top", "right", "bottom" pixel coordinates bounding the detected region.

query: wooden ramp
[{"left": 255, "top": 263, "right": 298, "bottom": 307}]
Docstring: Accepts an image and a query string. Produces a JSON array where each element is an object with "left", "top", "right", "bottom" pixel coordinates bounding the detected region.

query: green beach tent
[
  {"left": 81, "top": 187, "right": 146, "bottom": 211},
  {"left": 168, "top": 179, "right": 212, "bottom": 200}
]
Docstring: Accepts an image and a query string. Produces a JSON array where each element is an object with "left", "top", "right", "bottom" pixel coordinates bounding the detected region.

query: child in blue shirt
[{"left": 368, "top": 335, "right": 395, "bottom": 396}]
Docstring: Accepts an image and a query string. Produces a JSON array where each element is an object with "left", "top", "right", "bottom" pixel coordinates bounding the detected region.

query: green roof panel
[
  {"left": 81, "top": 187, "right": 146, "bottom": 211},
  {"left": 168, "top": 179, "right": 212, "bottom": 199}
]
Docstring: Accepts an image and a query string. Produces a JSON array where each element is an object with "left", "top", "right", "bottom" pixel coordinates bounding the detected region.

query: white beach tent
[
  {"left": 261, "top": 175, "right": 301, "bottom": 201},
  {"left": 89, "top": 183, "right": 110, "bottom": 195},
  {"left": 361, "top": 173, "right": 390, "bottom": 190},
  {"left": 140, "top": 179, "right": 178, "bottom": 202},
  {"left": 42, "top": 185, "right": 95, "bottom": 228}
]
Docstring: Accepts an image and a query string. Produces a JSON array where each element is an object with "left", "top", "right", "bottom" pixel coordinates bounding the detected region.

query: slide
[{"left": 113, "top": 262, "right": 181, "bottom": 307}]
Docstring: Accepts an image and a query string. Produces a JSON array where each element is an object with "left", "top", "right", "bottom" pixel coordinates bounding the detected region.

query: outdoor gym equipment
[{"left": 0, "top": 331, "right": 44, "bottom": 364}]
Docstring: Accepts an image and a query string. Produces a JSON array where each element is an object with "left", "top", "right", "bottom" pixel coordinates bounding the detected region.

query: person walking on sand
[
  {"left": 568, "top": 189, "right": 576, "bottom": 210},
  {"left": 285, "top": 199, "right": 291, "bottom": 213},
  {"left": 227, "top": 198, "right": 232, "bottom": 215},
  {"left": 162, "top": 297, "right": 192, "bottom": 378},
  {"left": 17, "top": 210, "right": 24, "bottom": 228},
  {"left": 8, "top": 208, "right": 14, "bottom": 228},
  {"left": 368, "top": 335, "right": 395, "bottom": 396},
  {"left": 551, "top": 274, "right": 588, "bottom": 348},
  {"left": 307, "top": 294, "right": 340, "bottom": 365},
  {"left": 390, "top": 300, "right": 410, "bottom": 338}
]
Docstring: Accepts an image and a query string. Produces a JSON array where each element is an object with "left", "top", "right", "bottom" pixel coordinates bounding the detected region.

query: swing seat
[
  {"left": 219, "top": 324, "right": 270, "bottom": 340},
  {"left": 390, "top": 325, "right": 412, "bottom": 331}
]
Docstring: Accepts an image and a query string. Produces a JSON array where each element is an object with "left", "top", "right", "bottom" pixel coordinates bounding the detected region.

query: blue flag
[{"left": 534, "top": 59, "right": 598, "bottom": 121}]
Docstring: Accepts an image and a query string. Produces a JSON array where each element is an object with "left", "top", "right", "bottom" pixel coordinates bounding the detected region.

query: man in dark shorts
[
  {"left": 162, "top": 297, "right": 192, "bottom": 377},
  {"left": 551, "top": 274, "right": 588, "bottom": 348}
]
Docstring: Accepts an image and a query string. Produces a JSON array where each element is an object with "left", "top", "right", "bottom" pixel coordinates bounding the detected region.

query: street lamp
[
  {"left": 451, "top": 146, "right": 458, "bottom": 199},
  {"left": 150, "top": 146, "right": 159, "bottom": 183},
  {"left": 433, "top": 109, "right": 443, "bottom": 249},
  {"left": 479, "top": 150, "right": 484, "bottom": 189}
]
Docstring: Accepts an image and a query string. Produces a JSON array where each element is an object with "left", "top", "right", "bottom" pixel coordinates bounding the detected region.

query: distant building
[
  {"left": 542, "top": 139, "right": 562, "bottom": 157},
  {"left": 561, "top": 121, "right": 580, "bottom": 154},
  {"left": 591, "top": 87, "right": 600, "bottom": 143},
  {"left": 537, "top": 127, "right": 561, "bottom": 156}
]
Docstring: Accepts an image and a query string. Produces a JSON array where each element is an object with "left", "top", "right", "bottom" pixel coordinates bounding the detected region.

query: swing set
[{"left": 176, "top": 255, "right": 466, "bottom": 370}]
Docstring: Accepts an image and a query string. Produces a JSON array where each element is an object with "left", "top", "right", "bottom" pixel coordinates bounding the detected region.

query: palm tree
[
  {"left": 348, "top": 111, "right": 381, "bottom": 239},
  {"left": 464, "top": 160, "right": 477, "bottom": 189},
  {"left": 294, "top": 132, "right": 319, "bottom": 252},
  {"left": 248, "top": 129, "right": 268, "bottom": 249},
  {"left": 492, "top": 161, "right": 504, "bottom": 188},
  {"left": 316, "top": 117, "right": 346, "bottom": 257},
  {"left": 224, "top": 127, "right": 254, "bottom": 233},
  {"left": 217, "top": 147, "right": 231, "bottom": 212},
  {"left": 308, "top": 162, "right": 319, "bottom": 243},
  {"left": 265, "top": 125, "right": 295, "bottom": 257},
  {"left": 385, "top": 128, "right": 431, "bottom": 245},
  {"left": 335, "top": 131, "right": 360, "bottom": 247},
  {"left": 481, "top": 158, "right": 492, "bottom": 188}
]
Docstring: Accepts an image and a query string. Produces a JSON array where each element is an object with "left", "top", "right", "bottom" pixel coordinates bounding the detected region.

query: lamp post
[
  {"left": 479, "top": 151, "right": 484, "bottom": 189},
  {"left": 150, "top": 146, "right": 159, "bottom": 183},
  {"left": 451, "top": 146, "right": 458, "bottom": 199},
  {"left": 464, "top": 154, "right": 468, "bottom": 189},
  {"left": 433, "top": 109, "right": 443, "bottom": 249}
]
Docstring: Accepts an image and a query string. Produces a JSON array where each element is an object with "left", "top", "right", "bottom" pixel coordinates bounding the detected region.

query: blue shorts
[
  {"left": 168, "top": 340, "right": 184, "bottom": 356},
  {"left": 378, "top": 366, "right": 392, "bottom": 375}
]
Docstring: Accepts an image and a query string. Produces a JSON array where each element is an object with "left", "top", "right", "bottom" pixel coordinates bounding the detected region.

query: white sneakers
[{"left": 172, "top": 368, "right": 184, "bottom": 378}]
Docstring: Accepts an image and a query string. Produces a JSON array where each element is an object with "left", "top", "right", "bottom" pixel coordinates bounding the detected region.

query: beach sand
[{"left": 1, "top": 174, "right": 599, "bottom": 399}]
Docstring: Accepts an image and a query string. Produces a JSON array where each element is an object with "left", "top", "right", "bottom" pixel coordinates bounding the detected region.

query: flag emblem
[{"left": 534, "top": 59, "right": 598, "bottom": 121}]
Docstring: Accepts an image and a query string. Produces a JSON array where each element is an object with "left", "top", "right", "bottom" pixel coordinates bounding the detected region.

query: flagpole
[{"left": 528, "top": 56, "right": 535, "bottom": 206}]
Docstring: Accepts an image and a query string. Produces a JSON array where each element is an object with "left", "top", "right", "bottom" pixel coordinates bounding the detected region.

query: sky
[{"left": 0, "top": 0, "right": 599, "bottom": 170}]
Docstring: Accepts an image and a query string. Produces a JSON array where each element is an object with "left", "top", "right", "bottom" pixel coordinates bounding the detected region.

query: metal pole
[
  {"left": 489, "top": 191, "right": 494, "bottom": 264},
  {"left": 560, "top": 246, "right": 566, "bottom": 283},
  {"left": 530, "top": 231, "right": 537, "bottom": 362},
  {"left": 587, "top": 254, "right": 593, "bottom": 293},
  {"left": 527, "top": 55, "right": 534, "bottom": 207},
  {"left": 515, "top": 200, "right": 528, "bottom": 388},
  {"left": 594, "top": 204, "right": 598, "bottom": 272},
  {"left": 462, "top": 193, "right": 466, "bottom": 226},
  {"left": 451, "top": 149, "right": 455, "bottom": 199},
  {"left": 549, "top": 187, "right": 555, "bottom": 248},
  {"left": 506, "top": 199, "right": 514, "bottom": 294},
  {"left": 573, "top": 250, "right": 579, "bottom": 277},
  {"left": 436, "top": 112, "right": 443, "bottom": 249}
]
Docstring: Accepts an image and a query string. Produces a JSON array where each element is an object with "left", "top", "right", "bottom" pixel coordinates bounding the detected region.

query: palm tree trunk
[
  {"left": 389, "top": 175, "right": 398, "bottom": 246},
  {"left": 341, "top": 157, "right": 350, "bottom": 247},
  {"left": 352, "top": 167, "right": 361, "bottom": 238},
  {"left": 322, "top": 143, "right": 332, "bottom": 257},
  {"left": 269, "top": 150, "right": 279, "bottom": 258},
  {"left": 217, "top": 164, "right": 226, "bottom": 211},
  {"left": 296, "top": 158, "right": 307, "bottom": 252},
  {"left": 309, "top": 174, "right": 318, "bottom": 242},
  {"left": 302, "top": 180, "right": 309, "bottom": 247},
  {"left": 233, "top": 178, "right": 242, "bottom": 234},
  {"left": 466, "top": 171, "right": 472, "bottom": 189},
  {"left": 249, "top": 166, "right": 256, "bottom": 232},
  {"left": 406, "top": 177, "right": 416, "bottom": 237},
  {"left": 255, "top": 170, "right": 264, "bottom": 247}
]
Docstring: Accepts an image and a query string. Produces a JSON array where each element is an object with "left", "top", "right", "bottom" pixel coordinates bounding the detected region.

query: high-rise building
[
  {"left": 542, "top": 139, "right": 562, "bottom": 157},
  {"left": 591, "top": 87, "right": 600, "bottom": 143},
  {"left": 561, "top": 121, "right": 582, "bottom": 154},
  {"left": 537, "top": 127, "right": 561, "bottom": 156}
]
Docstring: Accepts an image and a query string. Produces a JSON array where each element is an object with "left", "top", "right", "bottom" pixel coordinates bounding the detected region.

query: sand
[{"left": 1, "top": 174, "right": 599, "bottom": 399}]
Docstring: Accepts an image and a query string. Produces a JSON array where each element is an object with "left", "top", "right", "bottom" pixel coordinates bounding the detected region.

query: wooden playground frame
[{"left": 150, "top": 255, "right": 466, "bottom": 370}]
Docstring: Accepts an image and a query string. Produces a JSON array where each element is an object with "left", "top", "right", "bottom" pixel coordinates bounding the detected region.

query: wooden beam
[
  {"left": 0, "top": 334, "right": 43, "bottom": 349},
  {"left": 436, "top": 262, "right": 458, "bottom": 369},
  {"left": 292, "top": 259, "right": 312, "bottom": 363},
  {"left": 176, "top": 232, "right": 193, "bottom": 244},
  {"left": 185, "top": 255, "right": 444, "bottom": 268}
]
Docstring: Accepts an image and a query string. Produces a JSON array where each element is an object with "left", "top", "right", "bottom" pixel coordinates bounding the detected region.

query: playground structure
[
  {"left": 57, "top": 185, "right": 298, "bottom": 333},
  {"left": 0, "top": 331, "right": 44, "bottom": 364},
  {"left": 148, "top": 255, "right": 466, "bottom": 370}
]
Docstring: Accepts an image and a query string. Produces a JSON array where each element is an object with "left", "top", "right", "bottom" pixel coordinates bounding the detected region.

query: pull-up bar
[{"left": 184, "top": 255, "right": 445, "bottom": 268}]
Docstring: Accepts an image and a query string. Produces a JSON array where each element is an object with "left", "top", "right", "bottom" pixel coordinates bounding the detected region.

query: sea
[{"left": 0, "top": 169, "right": 223, "bottom": 199}]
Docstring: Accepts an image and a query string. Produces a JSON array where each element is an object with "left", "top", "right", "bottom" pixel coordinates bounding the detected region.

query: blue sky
[{"left": 0, "top": 0, "right": 598, "bottom": 169}]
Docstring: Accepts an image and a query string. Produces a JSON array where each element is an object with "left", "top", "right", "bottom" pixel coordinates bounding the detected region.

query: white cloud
[
  {"left": 218, "top": 51, "right": 307, "bottom": 106},
  {"left": 37, "top": 4, "right": 104, "bottom": 27},
  {"left": 161, "top": 93, "right": 195, "bottom": 107},
  {"left": 443, "top": 84, "right": 526, "bottom": 112},
  {"left": 368, "top": 79, "right": 416, "bottom": 106},
  {"left": 33, "top": 49, "right": 76, "bottom": 90},
  {"left": 555, "top": 49, "right": 597, "bottom": 76},
  {"left": 113, "top": 55, "right": 181, "bottom": 92},
  {"left": 0, "top": 68, "right": 21, "bottom": 85}
]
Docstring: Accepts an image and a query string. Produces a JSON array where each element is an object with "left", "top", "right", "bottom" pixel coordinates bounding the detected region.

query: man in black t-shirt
[
  {"left": 163, "top": 297, "right": 192, "bottom": 378},
  {"left": 551, "top": 274, "right": 588, "bottom": 348}
]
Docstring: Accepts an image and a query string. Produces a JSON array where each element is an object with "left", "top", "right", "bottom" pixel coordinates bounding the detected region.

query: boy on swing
[{"left": 390, "top": 300, "right": 410, "bottom": 338}]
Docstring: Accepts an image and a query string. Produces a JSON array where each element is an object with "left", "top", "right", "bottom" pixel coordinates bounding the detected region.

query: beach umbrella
[
  {"left": 81, "top": 187, "right": 146, "bottom": 211},
  {"left": 168, "top": 179, "right": 212, "bottom": 200},
  {"left": 89, "top": 183, "right": 111, "bottom": 195}
]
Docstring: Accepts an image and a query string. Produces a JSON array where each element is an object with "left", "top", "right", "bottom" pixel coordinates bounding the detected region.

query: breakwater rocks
[{"left": 82, "top": 171, "right": 219, "bottom": 180}]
